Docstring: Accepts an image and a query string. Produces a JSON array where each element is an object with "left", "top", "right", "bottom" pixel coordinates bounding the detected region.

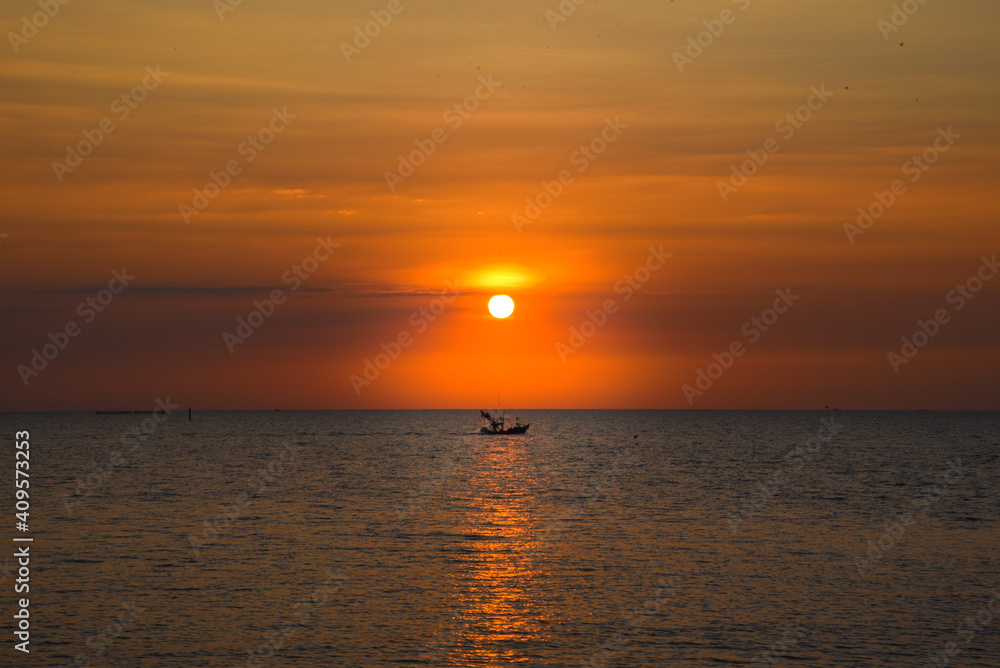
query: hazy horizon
[{"left": 5, "top": 407, "right": 999, "bottom": 415}]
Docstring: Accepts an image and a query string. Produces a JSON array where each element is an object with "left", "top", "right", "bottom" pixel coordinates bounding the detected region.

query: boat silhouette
[{"left": 479, "top": 410, "right": 529, "bottom": 435}]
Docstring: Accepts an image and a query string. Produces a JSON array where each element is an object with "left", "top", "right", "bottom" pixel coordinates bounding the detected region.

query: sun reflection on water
[{"left": 444, "top": 438, "right": 551, "bottom": 666}]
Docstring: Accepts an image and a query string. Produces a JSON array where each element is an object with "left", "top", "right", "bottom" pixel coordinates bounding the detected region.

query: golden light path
[{"left": 448, "top": 438, "right": 551, "bottom": 666}]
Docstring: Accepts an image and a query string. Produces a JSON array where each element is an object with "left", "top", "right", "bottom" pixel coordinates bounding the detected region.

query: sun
[{"left": 488, "top": 294, "right": 515, "bottom": 319}]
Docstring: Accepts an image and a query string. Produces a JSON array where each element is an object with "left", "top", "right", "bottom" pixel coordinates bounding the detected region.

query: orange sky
[{"left": 1, "top": 0, "right": 998, "bottom": 410}]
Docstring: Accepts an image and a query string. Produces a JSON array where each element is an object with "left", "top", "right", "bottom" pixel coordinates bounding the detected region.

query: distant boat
[{"left": 479, "top": 410, "right": 529, "bottom": 435}]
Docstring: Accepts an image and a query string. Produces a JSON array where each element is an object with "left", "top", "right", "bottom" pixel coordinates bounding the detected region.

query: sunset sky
[{"left": 1, "top": 0, "right": 998, "bottom": 410}]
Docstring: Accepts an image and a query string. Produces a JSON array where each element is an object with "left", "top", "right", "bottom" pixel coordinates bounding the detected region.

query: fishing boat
[{"left": 479, "top": 410, "right": 529, "bottom": 435}]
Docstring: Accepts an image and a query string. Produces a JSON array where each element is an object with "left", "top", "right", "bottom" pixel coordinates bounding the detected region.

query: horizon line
[{"left": 2, "top": 407, "right": 998, "bottom": 415}]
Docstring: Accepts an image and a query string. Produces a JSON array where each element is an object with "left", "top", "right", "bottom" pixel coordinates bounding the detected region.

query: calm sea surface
[{"left": 2, "top": 410, "right": 998, "bottom": 667}]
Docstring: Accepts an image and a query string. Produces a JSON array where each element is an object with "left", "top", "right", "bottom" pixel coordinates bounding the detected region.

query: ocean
[{"left": 2, "top": 409, "right": 998, "bottom": 667}]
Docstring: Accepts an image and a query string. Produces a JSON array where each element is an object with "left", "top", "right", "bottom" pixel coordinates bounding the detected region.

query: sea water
[{"left": 1, "top": 409, "right": 997, "bottom": 667}]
